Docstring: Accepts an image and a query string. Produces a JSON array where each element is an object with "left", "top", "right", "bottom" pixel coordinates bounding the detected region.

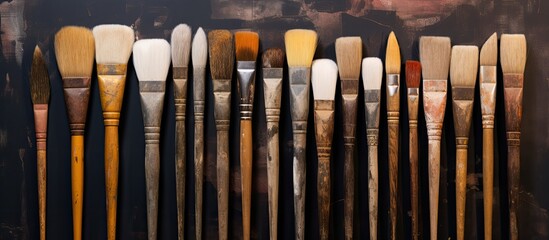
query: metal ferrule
[
  {"left": 314, "top": 99, "right": 335, "bottom": 155},
  {"left": 237, "top": 61, "right": 257, "bottom": 120},
  {"left": 480, "top": 66, "right": 497, "bottom": 128},
  {"left": 33, "top": 104, "right": 48, "bottom": 150},
  {"left": 452, "top": 86, "right": 475, "bottom": 139},
  {"left": 173, "top": 67, "right": 188, "bottom": 122},
  {"left": 387, "top": 74, "right": 400, "bottom": 97},
  {"left": 62, "top": 77, "right": 92, "bottom": 135},
  {"left": 262, "top": 67, "right": 283, "bottom": 113},
  {"left": 213, "top": 78, "right": 232, "bottom": 127},
  {"left": 97, "top": 64, "right": 128, "bottom": 126},
  {"left": 364, "top": 89, "right": 381, "bottom": 130},
  {"left": 423, "top": 79, "right": 447, "bottom": 140},
  {"left": 503, "top": 73, "right": 524, "bottom": 134},
  {"left": 97, "top": 64, "right": 127, "bottom": 75},
  {"left": 289, "top": 67, "right": 311, "bottom": 132},
  {"left": 408, "top": 88, "right": 419, "bottom": 124},
  {"left": 139, "top": 81, "right": 166, "bottom": 128}
]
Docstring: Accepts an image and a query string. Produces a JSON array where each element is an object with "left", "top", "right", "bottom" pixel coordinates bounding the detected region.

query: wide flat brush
[
  {"left": 362, "top": 57, "right": 383, "bottom": 240},
  {"left": 419, "top": 36, "right": 451, "bottom": 240},
  {"left": 284, "top": 29, "right": 318, "bottom": 240},
  {"left": 262, "top": 48, "right": 285, "bottom": 240},
  {"left": 312, "top": 59, "right": 338, "bottom": 240},
  {"left": 192, "top": 27, "right": 208, "bottom": 240},
  {"left": 479, "top": 33, "right": 497, "bottom": 240},
  {"left": 133, "top": 39, "right": 171, "bottom": 240},
  {"left": 93, "top": 24, "right": 135, "bottom": 240},
  {"left": 30, "top": 46, "right": 50, "bottom": 240},
  {"left": 171, "top": 24, "right": 192, "bottom": 240},
  {"left": 54, "top": 26, "right": 95, "bottom": 240},
  {"left": 450, "top": 45, "right": 479, "bottom": 240},
  {"left": 335, "top": 36, "right": 362, "bottom": 240},
  {"left": 500, "top": 34, "right": 527, "bottom": 240},
  {"left": 208, "top": 29, "right": 234, "bottom": 240}
]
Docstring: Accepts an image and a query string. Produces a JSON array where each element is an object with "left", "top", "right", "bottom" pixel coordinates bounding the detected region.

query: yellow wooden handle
[
  {"left": 428, "top": 140, "right": 441, "bottom": 240},
  {"left": 71, "top": 135, "right": 84, "bottom": 240},
  {"left": 456, "top": 147, "right": 468, "bottom": 240},
  {"left": 483, "top": 128, "right": 494, "bottom": 240},
  {"left": 104, "top": 126, "right": 119, "bottom": 240},
  {"left": 37, "top": 149, "right": 47, "bottom": 240},
  {"left": 240, "top": 119, "right": 253, "bottom": 240}
]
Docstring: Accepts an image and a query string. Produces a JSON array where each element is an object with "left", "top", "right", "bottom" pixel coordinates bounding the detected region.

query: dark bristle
[
  {"left": 208, "top": 30, "right": 234, "bottom": 79},
  {"left": 30, "top": 46, "right": 50, "bottom": 104},
  {"left": 262, "top": 48, "right": 284, "bottom": 68},
  {"left": 406, "top": 60, "right": 421, "bottom": 88},
  {"left": 235, "top": 31, "right": 259, "bottom": 61}
]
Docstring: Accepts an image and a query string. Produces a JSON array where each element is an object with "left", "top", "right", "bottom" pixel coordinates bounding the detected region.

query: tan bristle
[
  {"left": 284, "top": 29, "right": 318, "bottom": 67},
  {"left": 92, "top": 24, "right": 134, "bottom": 65},
  {"left": 171, "top": 24, "right": 192, "bottom": 67},
  {"left": 30, "top": 46, "right": 50, "bottom": 104},
  {"left": 54, "top": 26, "right": 95, "bottom": 78},
  {"left": 312, "top": 59, "right": 338, "bottom": 100},
  {"left": 385, "top": 31, "right": 401, "bottom": 74},
  {"left": 262, "top": 48, "right": 284, "bottom": 68},
  {"left": 235, "top": 31, "right": 259, "bottom": 61},
  {"left": 335, "top": 36, "right": 362, "bottom": 80},
  {"left": 192, "top": 27, "right": 208, "bottom": 68},
  {"left": 450, "top": 46, "right": 479, "bottom": 87},
  {"left": 500, "top": 34, "right": 527, "bottom": 74},
  {"left": 480, "top": 33, "right": 497, "bottom": 66},
  {"left": 362, "top": 57, "right": 383, "bottom": 90},
  {"left": 419, "top": 36, "right": 451, "bottom": 80},
  {"left": 132, "top": 39, "right": 171, "bottom": 82},
  {"left": 405, "top": 61, "right": 421, "bottom": 88},
  {"left": 208, "top": 30, "right": 234, "bottom": 80}
]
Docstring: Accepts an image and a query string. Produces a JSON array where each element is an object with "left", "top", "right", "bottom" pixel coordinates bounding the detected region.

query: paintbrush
[
  {"left": 30, "top": 45, "right": 49, "bottom": 240},
  {"left": 133, "top": 39, "right": 171, "bottom": 240},
  {"left": 171, "top": 24, "right": 192, "bottom": 240},
  {"left": 501, "top": 34, "right": 527, "bottom": 240},
  {"left": 54, "top": 26, "right": 95, "bottom": 240},
  {"left": 262, "top": 48, "right": 284, "bottom": 240},
  {"left": 208, "top": 29, "right": 234, "bottom": 240},
  {"left": 92, "top": 24, "right": 134, "bottom": 240},
  {"left": 419, "top": 36, "right": 451, "bottom": 240},
  {"left": 192, "top": 27, "right": 208, "bottom": 240},
  {"left": 385, "top": 31, "right": 401, "bottom": 240},
  {"left": 362, "top": 57, "right": 382, "bottom": 240},
  {"left": 479, "top": 32, "right": 497, "bottom": 240},
  {"left": 312, "top": 59, "right": 338, "bottom": 240},
  {"left": 406, "top": 60, "right": 421, "bottom": 240},
  {"left": 284, "top": 29, "right": 317, "bottom": 240},
  {"left": 450, "top": 45, "right": 479, "bottom": 240},
  {"left": 335, "top": 36, "right": 362, "bottom": 239}
]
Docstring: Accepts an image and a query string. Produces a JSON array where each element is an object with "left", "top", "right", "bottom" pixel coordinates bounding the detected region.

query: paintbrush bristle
[
  {"left": 335, "top": 36, "right": 362, "bottom": 80},
  {"left": 54, "top": 26, "right": 95, "bottom": 78},
  {"left": 30, "top": 46, "right": 50, "bottom": 104},
  {"left": 480, "top": 33, "right": 497, "bottom": 66},
  {"left": 262, "top": 48, "right": 284, "bottom": 68},
  {"left": 362, "top": 57, "right": 383, "bottom": 90},
  {"left": 312, "top": 59, "right": 338, "bottom": 100},
  {"left": 171, "top": 24, "right": 192, "bottom": 68},
  {"left": 450, "top": 46, "right": 479, "bottom": 87},
  {"left": 208, "top": 30, "right": 234, "bottom": 80},
  {"left": 419, "top": 36, "right": 451, "bottom": 80},
  {"left": 132, "top": 39, "right": 171, "bottom": 82},
  {"left": 500, "top": 34, "right": 527, "bottom": 74},
  {"left": 93, "top": 24, "right": 134, "bottom": 65},
  {"left": 284, "top": 29, "right": 317, "bottom": 67},
  {"left": 385, "top": 31, "right": 401, "bottom": 74},
  {"left": 192, "top": 27, "right": 208, "bottom": 68},
  {"left": 406, "top": 61, "right": 421, "bottom": 88},
  {"left": 235, "top": 31, "right": 259, "bottom": 62}
]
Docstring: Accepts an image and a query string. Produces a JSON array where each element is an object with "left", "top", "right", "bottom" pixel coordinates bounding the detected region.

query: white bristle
[
  {"left": 132, "top": 39, "right": 171, "bottom": 81},
  {"left": 93, "top": 24, "right": 135, "bottom": 64},
  {"left": 171, "top": 24, "right": 192, "bottom": 67},
  {"left": 362, "top": 57, "right": 383, "bottom": 90},
  {"left": 312, "top": 59, "right": 338, "bottom": 100},
  {"left": 192, "top": 27, "right": 208, "bottom": 68}
]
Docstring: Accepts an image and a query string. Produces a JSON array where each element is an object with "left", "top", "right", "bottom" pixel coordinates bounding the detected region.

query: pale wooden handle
[
  {"left": 388, "top": 118, "right": 399, "bottom": 240},
  {"left": 508, "top": 142, "right": 520, "bottom": 240},
  {"left": 367, "top": 129, "right": 378, "bottom": 240},
  {"left": 144, "top": 134, "right": 160, "bottom": 240},
  {"left": 482, "top": 127, "right": 494, "bottom": 240},
  {"left": 240, "top": 120, "right": 253, "bottom": 240},
  {"left": 194, "top": 118, "right": 204, "bottom": 240},
  {"left": 175, "top": 118, "right": 186, "bottom": 240},
  {"left": 217, "top": 129, "right": 230, "bottom": 240},
  {"left": 37, "top": 149, "right": 46, "bottom": 240},
  {"left": 456, "top": 147, "right": 468, "bottom": 240},
  {"left": 428, "top": 140, "right": 441, "bottom": 240},
  {"left": 104, "top": 126, "right": 119, "bottom": 240},
  {"left": 293, "top": 131, "right": 307, "bottom": 240},
  {"left": 409, "top": 125, "right": 419, "bottom": 240},
  {"left": 71, "top": 135, "right": 84, "bottom": 240},
  {"left": 266, "top": 120, "right": 279, "bottom": 240}
]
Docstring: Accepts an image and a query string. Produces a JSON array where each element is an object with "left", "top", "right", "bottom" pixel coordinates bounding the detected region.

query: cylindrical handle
[
  {"left": 37, "top": 149, "right": 46, "bottom": 240},
  {"left": 428, "top": 140, "right": 441, "bottom": 240},
  {"left": 217, "top": 129, "right": 230, "bottom": 240},
  {"left": 409, "top": 124, "right": 419, "bottom": 240},
  {"left": 343, "top": 145, "right": 354, "bottom": 240},
  {"left": 71, "top": 135, "right": 84, "bottom": 240},
  {"left": 482, "top": 127, "right": 494, "bottom": 240},
  {"left": 508, "top": 141, "right": 521, "bottom": 240},
  {"left": 194, "top": 117, "right": 204, "bottom": 240},
  {"left": 293, "top": 131, "right": 307, "bottom": 240},
  {"left": 104, "top": 125, "right": 119, "bottom": 240},
  {"left": 144, "top": 128, "right": 161, "bottom": 240},
  {"left": 317, "top": 155, "right": 331, "bottom": 240},
  {"left": 266, "top": 119, "right": 279, "bottom": 240},
  {"left": 175, "top": 118, "right": 186, "bottom": 240},
  {"left": 366, "top": 128, "right": 379, "bottom": 240},
  {"left": 455, "top": 147, "right": 468, "bottom": 240},
  {"left": 388, "top": 115, "right": 399, "bottom": 240},
  {"left": 240, "top": 120, "right": 253, "bottom": 240}
]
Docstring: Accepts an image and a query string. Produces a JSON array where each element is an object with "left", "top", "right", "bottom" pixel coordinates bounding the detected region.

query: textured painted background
[{"left": 0, "top": 0, "right": 548, "bottom": 239}]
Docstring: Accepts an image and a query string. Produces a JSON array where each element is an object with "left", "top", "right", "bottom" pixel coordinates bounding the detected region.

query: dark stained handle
[
  {"left": 217, "top": 129, "right": 230, "bottom": 240},
  {"left": 343, "top": 145, "right": 354, "bottom": 240},
  {"left": 366, "top": 128, "right": 379, "bottom": 240},
  {"left": 388, "top": 113, "right": 399, "bottom": 240},
  {"left": 144, "top": 128, "right": 161, "bottom": 240},
  {"left": 317, "top": 154, "right": 330, "bottom": 240},
  {"left": 508, "top": 141, "right": 520, "bottom": 240},
  {"left": 409, "top": 124, "right": 419, "bottom": 240},
  {"left": 194, "top": 111, "right": 205, "bottom": 240},
  {"left": 175, "top": 98, "right": 186, "bottom": 240}
]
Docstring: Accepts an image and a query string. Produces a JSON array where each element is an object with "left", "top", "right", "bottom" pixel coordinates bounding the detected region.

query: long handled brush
[{"left": 406, "top": 60, "right": 421, "bottom": 240}]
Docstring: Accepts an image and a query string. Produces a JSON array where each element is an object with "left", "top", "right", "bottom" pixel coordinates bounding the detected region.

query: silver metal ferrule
[
  {"left": 364, "top": 89, "right": 381, "bottom": 129},
  {"left": 237, "top": 61, "right": 256, "bottom": 119},
  {"left": 289, "top": 67, "right": 311, "bottom": 124},
  {"left": 387, "top": 74, "right": 400, "bottom": 96}
]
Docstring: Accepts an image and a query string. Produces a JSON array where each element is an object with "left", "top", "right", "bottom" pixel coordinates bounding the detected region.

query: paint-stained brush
[
  {"left": 133, "top": 39, "right": 171, "bottom": 240},
  {"left": 30, "top": 45, "right": 50, "bottom": 240},
  {"left": 312, "top": 59, "right": 338, "bottom": 240},
  {"left": 262, "top": 48, "right": 285, "bottom": 240},
  {"left": 479, "top": 33, "right": 497, "bottom": 240},
  {"left": 406, "top": 60, "right": 421, "bottom": 240},
  {"left": 284, "top": 29, "right": 318, "bottom": 240},
  {"left": 208, "top": 29, "right": 234, "bottom": 240},
  {"left": 450, "top": 45, "right": 479, "bottom": 240},
  {"left": 54, "top": 26, "right": 95, "bottom": 240},
  {"left": 335, "top": 36, "right": 362, "bottom": 240},
  {"left": 363, "top": 57, "right": 383, "bottom": 240},
  {"left": 171, "top": 24, "right": 192, "bottom": 240},
  {"left": 192, "top": 27, "right": 208, "bottom": 240},
  {"left": 500, "top": 34, "right": 527, "bottom": 240},
  {"left": 419, "top": 36, "right": 451, "bottom": 240}
]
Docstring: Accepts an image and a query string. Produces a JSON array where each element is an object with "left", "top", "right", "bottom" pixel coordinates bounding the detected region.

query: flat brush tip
[
  {"left": 405, "top": 61, "right": 421, "bottom": 88},
  {"left": 419, "top": 36, "right": 451, "bottom": 80},
  {"left": 362, "top": 57, "right": 383, "bottom": 90},
  {"left": 30, "top": 46, "right": 50, "bottom": 104},
  {"left": 54, "top": 26, "right": 95, "bottom": 78},
  {"left": 262, "top": 48, "right": 284, "bottom": 68},
  {"left": 450, "top": 45, "right": 479, "bottom": 87},
  {"left": 132, "top": 39, "right": 171, "bottom": 82},
  {"left": 235, "top": 31, "right": 259, "bottom": 61},
  {"left": 385, "top": 31, "right": 401, "bottom": 74},
  {"left": 335, "top": 36, "right": 362, "bottom": 80},
  {"left": 312, "top": 59, "right": 338, "bottom": 100},
  {"left": 93, "top": 24, "right": 135, "bottom": 65},
  {"left": 500, "top": 34, "right": 527, "bottom": 74},
  {"left": 209, "top": 29, "right": 234, "bottom": 80},
  {"left": 284, "top": 29, "right": 318, "bottom": 67},
  {"left": 480, "top": 32, "right": 497, "bottom": 66}
]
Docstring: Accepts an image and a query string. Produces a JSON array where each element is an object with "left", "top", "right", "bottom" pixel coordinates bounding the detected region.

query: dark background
[{"left": 0, "top": 0, "right": 548, "bottom": 239}]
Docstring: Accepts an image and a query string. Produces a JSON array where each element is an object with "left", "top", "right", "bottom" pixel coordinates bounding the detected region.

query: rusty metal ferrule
[
  {"left": 62, "top": 77, "right": 92, "bottom": 135},
  {"left": 237, "top": 61, "right": 257, "bottom": 120},
  {"left": 289, "top": 67, "right": 311, "bottom": 133},
  {"left": 452, "top": 86, "right": 475, "bottom": 139},
  {"left": 173, "top": 66, "right": 188, "bottom": 122},
  {"left": 423, "top": 79, "right": 447, "bottom": 140},
  {"left": 503, "top": 73, "right": 524, "bottom": 134},
  {"left": 97, "top": 64, "right": 128, "bottom": 127},
  {"left": 480, "top": 66, "right": 497, "bottom": 129},
  {"left": 314, "top": 99, "right": 335, "bottom": 156}
]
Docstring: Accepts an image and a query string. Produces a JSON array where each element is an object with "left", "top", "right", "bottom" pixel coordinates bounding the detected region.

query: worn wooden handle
[
  {"left": 104, "top": 125, "right": 119, "bottom": 240},
  {"left": 343, "top": 145, "right": 354, "bottom": 240},
  {"left": 455, "top": 147, "right": 468, "bottom": 240},
  {"left": 293, "top": 131, "right": 307, "bottom": 240},
  {"left": 317, "top": 154, "right": 330, "bottom": 240},
  {"left": 175, "top": 112, "right": 186, "bottom": 240},
  {"left": 508, "top": 141, "right": 520, "bottom": 240},
  {"left": 194, "top": 114, "right": 205, "bottom": 240},
  {"left": 482, "top": 127, "right": 494, "bottom": 240},
  {"left": 37, "top": 149, "right": 46, "bottom": 240},
  {"left": 266, "top": 117, "right": 280, "bottom": 240},
  {"left": 388, "top": 113, "right": 399, "bottom": 240},
  {"left": 409, "top": 123, "right": 419, "bottom": 240},
  {"left": 428, "top": 139, "right": 441, "bottom": 240},
  {"left": 71, "top": 135, "right": 84, "bottom": 240},
  {"left": 216, "top": 129, "right": 230, "bottom": 240},
  {"left": 240, "top": 120, "right": 253, "bottom": 240},
  {"left": 144, "top": 128, "right": 161, "bottom": 240},
  {"left": 366, "top": 128, "right": 379, "bottom": 240}
]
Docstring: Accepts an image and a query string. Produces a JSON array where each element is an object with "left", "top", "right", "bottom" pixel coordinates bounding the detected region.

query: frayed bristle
[
  {"left": 235, "top": 31, "right": 259, "bottom": 61},
  {"left": 312, "top": 59, "right": 338, "bottom": 100},
  {"left": 405, "top": 61, "right": 421, "bottom": 88},
  {"left": 450, "top": 45, "right": 479, "bottom": 87},
  {"left": 171, "top": 24, "right": 192, "bottom": 67},
  {"left": 419, "top": 36, "right": 451, "bottom": 80},
  {"left": 284, "top": 29, "right": 317, "bottom": 67},
  {"left": 362, "top": 57, "right": 383, "bottom": 90},
  {"left": 132, "top": 39, "right": 171, "bottom": 82},
  {"left": 54, "top": 26, "right": 95, "bottom": 78},
  {"left": 192, "top": 27, "right": 208, "bottom": 68},
  {"left": 30, "top": 46, "right": 50, "bottom": 104},
  {"left": 385, "top": 31, "right": 401, "bottom": 74},
  {"left": 500, "top": 34, "right": 527, "bottom": 74},
  {"left": 262, "top": 48, "right": 284, "bottom": 68},
  {"left": 335, "top": 36, "right": 362, "bottom": 80},
  {"left": 208, "top": 30, "right": 234, "bottom": 79},
  {"left": 480, "top": 33, "right": 497, "bottom": 66},
  {"left": 93, "top": 24, "right": 134, "bottom": 65}
]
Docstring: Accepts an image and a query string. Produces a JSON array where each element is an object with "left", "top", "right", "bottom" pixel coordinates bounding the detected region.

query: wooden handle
[
  {"left": 317, "top": 154, "right": 330, "bottom": 240},
  {"left": 343, "top": 145, "right": 354, "bottom": 240},
  {"left": 409, "top": 124, "right": 419, "bottom": 240},
  {"left": 293, "top": 131, "right": 307, "bottom": 240},
  {"left": 482, "top": 127, "right": 494, "bottom": 240},
  {"left": 217, "top": 129, "right": 230, "bottom": 240},
  {"left": 194, "top": 114, "right": 205, "bottom": 240},
  {"left": 455, "top": 147, "right": 468, "bottom": 240},
  {"left": 366, "top": 129, "right": 379, "bottom": 240},
  {"left": 37, "top": 149, "right": 46, "bottom": 240},
  {"left": 508, "top": 141, "right": 520, "bottom": 240},
  {"left": 175, "top": 114, "right": 186, "bottom": 240},
  {"left": 240, "top": 120, "right": 253, "bottom": 240},
  {"left": 266, "top": 118, "right": 280, "bottom": 240},
  {"left": 71, "top": 135, "right": 84, "bottom": 240},
  {"left": 144, "top": 129, "right": 161, "bottom": 240},
  {"left": 388, "top": 113, "right": 399, "bottom": 240},
  {"left": 428, "top": 140, "right": 441, "bottom": 240},
  {"left": 104, "top": 125, "right": 119, "bottom": 240}
]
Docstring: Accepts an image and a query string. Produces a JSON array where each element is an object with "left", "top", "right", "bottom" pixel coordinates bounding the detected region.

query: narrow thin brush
[{"left": 406, "top": 60, "right": 421, "bottom": 240}]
